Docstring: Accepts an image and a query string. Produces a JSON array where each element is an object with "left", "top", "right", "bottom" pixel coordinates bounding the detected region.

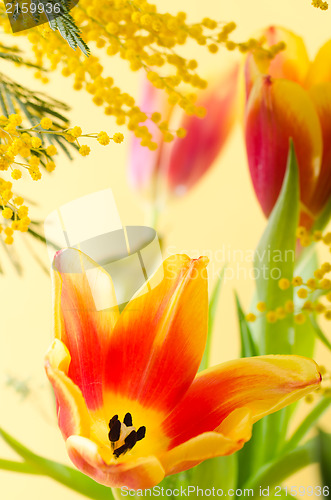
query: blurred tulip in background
[
  {"left": 245, "top": 26, "right": 331, "bottom": 226},
  {"left": 129, "top": 63, "right": 239, "bottom": 204}
]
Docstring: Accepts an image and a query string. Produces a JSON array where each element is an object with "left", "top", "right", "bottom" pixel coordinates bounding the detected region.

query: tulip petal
[
  {"left": 306, "top": 40, "right": 331, "bottom": 88},
  {"left": 245, "top": 26, "right": 310, "bottom": 97},
  {"left": 245, "top": 76, "right": 322, "bottom": 216},
  {"left": 160, "top": 408, "right": 252, "bottom": 476},
  {"left": 299, "top": 206, "right": 315, "bottom": 231},
  {"left": 163, "top": 355, "right": 321, "bottom": 448},
  {"left": 166, "top": 64, "right": 239, "bottom": 195},
  {"left": 45, "top": 339, "right": 90, "bottom": 439},
  {"left": 66, "top": 435, "right": 165, "bottom": 490},
  {"left": 128, "top": 79, "right": 170, "bottom": 194},
  {"left": 308, "top": 83, "right": 331, "bottom": 215},
  {"left": 52, "top": 248, "right": 119, "bottom": 410},
  {"left": 104, "top": 255, "right": 208, "bottom": 415}
]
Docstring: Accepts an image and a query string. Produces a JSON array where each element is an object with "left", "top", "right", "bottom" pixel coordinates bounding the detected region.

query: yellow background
[{"left": 1, "top": 0, "right": 331, "bottom": 498}]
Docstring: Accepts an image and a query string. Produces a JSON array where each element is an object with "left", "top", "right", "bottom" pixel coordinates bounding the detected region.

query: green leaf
[
  {"left": 161, "top": 470, "right": 193, "bottom": 490},
  {"left": 199, "top": 267, "right": 225, "bottom": 370},
  {"left": 254, "top": 141, "right": 299, "bottom": 355},
  {"left": 243, "top": 438, "right": 319, "bottom": 491},
  {"left": 27, "top": 226, "right": 47, "bottom": 245},
  {"left": 0, "top": 428, "right": 112, "bottom": 500},
  {"left": 295, "top": 235, "right": 318, "bottom": 278},
  {"left": 281, "top": 398, "right": 331, "bottom": 455},
  {"left": 21, "top": 232, "right": 49, "bottom": 274},
  {"left": 235, "top": 293, "right": 259, "bottom": 357},
  {"left": 0, "top": 235, "right": 23, "bottom": 275},
  {"left": 192, "top": 455, "right": 238, "bottom": 491},
  {"left": 3, "top": 85, "right": 16, "bottom": 114},
  {"left": 0, "top": 74, "right": 78, "bottom": 160},
  {"left": 237, "top": 417, "right": 268, "bottom": 487},
  {"left": 252, "top": 143, "right": 300, "bottom": 468},
  {"left": 0, "top": 459, "right": 40, "bottom": 475},
  {"left": 292, "top": 315, "right": 316, "bottom": 358},
  {"left": 317, "top": 429, "right": 331, "bottom": 488},
  {"left": 49, "top": 7, "right": 90, "bottom": 56},
  {"left": 0, "top": 82, "right": 9, "bottom": 115},
  {"left": 313, "top": 197, "right": 331, "bottom": 233},
  {"left": 293, "top": 249, "right": 318, "bottom": 357},
  {"left": 0, "top": 73, "right": 71, "bottom": 122},
  {"left": 310, "top": 316, "right": 331, "bottom": 351},
  {"left": 52, "top": 133, "right": 78, "bottom": 160},
  {"left": 0, "top": 44, "right": 42, "bottom": 70}
]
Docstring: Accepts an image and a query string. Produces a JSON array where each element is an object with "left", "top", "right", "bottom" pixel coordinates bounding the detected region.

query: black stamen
[
  {"left": 125, "top": 430, "right": 137, "bottom": 449},
  {"left": 124, "top": 412, "right": 133, "bottom": 427},
  {"left": 109, "top": 413, "right": 146, "bottom": 457},
  {"left": 113, "top": 430, "right": 139, "bottom": 459},
  {"left": 136, "top": 426, "right": 146, "bottom": 441},
  {"left": 108, "top": 417, "right": 121, "bottom": 442},
  {"left": 108, "top": 415, "right": 118, "bottom": 429},
  {"left": 113, "top": 444, "right": 127, "bottom": 458}
]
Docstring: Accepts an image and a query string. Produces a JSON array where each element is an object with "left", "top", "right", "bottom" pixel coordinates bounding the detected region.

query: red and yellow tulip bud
[
  {"left": 306, "top": 40, "right": 331, "bottom": 88},
  {"left": 245, "top": 26, "right": 310, "bottom": 98},
  {"left": 307, "top": 88, "right": 331, "bottom": 217},
  {"left": 245, "top": 27, "right": 331, "bottom": 222},
  {"left": 129, "top": 64, "right": 239, "bottom": 200},
  {"left": 304, "top": 40, "right": 331, "bottom": 218},
  {"left": 245, "top": 75, "right": 322, "bottom": 217},
  {"left": 45, "top": 247, "right": 321, "bottom": 490}
]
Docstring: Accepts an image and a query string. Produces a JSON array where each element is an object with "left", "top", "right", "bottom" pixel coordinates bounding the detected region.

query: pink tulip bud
[
  {"left": 166, "top": 64, "right": 239, "bottom": 196},
  {"left": 128, "top": 80, "right": 168, "bottom": 196},
  {"left": 129, "top": 63, "right": 239, "bottom": 199}
]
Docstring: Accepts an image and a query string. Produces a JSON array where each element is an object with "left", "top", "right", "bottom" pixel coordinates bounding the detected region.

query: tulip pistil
[{"left": 108, "top": 413, "right": 146, "bottom": 459}]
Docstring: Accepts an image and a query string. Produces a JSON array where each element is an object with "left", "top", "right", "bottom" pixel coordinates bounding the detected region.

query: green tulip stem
[
  {"left": 0, "top": 428, "right": 113, "bottom": 500},
  {"left": 0, "top": 459, "right": 41, "bottom": 475}
]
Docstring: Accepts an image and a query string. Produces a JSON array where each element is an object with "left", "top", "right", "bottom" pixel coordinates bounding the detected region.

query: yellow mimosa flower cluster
[
  {"left": 246, "top": 267, "right": 331, "bottom": 325},
  {"left": 312, "top": 0, "right": 328, "bottom": 10},
  {"left": 296, "top": 226, "right": 331, "bottom": 249},
  {"left": 0, "top": 114, "right": 123, "bottom": 245},
  {"left": 246, "top": 228, "right": 331, "bottom": 325},
  {"left": 0, "top": 1, "right": 285, "bottom": 150}
]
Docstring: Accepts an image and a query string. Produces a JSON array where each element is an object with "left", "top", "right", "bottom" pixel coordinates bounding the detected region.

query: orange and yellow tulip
[
  {"left": 45, "top": 248, "right": 321, "bottom": 490},
  {"left": 245, "top": 26, "right": 331, "bottom": 223}
]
